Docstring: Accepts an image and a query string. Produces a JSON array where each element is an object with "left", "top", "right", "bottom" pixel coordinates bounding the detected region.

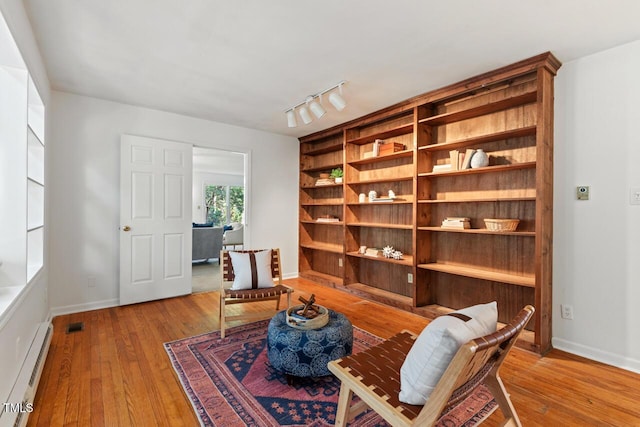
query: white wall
[
  {"left": 554, "top": 39, "right": 640, "bottom": 373},
  {"left": 49, "top": 91, "right": 299, "bottom": 314}
]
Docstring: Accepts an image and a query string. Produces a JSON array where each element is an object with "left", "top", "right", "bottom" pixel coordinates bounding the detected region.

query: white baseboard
[
  {"left": 50, "top": 298, "right": 119, "bottom": 317},
  {"left": 552, "top": 337, "right": 640, "bottom": 374}
]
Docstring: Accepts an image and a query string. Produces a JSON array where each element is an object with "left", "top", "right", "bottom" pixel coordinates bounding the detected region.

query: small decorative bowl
[
  {"left": 286, "top": 304, "right": 329, "bottom": 330},
  {"left": 484, "top": 218, "right": 519, "bottom": 232}
]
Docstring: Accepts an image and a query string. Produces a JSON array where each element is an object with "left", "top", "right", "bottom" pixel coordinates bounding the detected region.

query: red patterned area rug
[{"left": 164, "top": 320, "right": 497, "bottom": 426}]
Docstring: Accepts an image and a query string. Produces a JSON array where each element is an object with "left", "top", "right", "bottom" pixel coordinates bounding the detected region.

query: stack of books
[
  {"left": 315, "top": 178, "right": 334, "bottom": 186},
  {"left": 441, "top": 217, "right": 471, "bottom": 229},
  {"left": 432, "top": 148, "right": 477, "bottom": 173}
]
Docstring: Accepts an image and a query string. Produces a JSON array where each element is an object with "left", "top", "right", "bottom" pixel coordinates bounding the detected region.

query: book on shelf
[
  {"left": 449, "top": 150, "right": 460, "bottom": 171},
  {"left": 316, "top": 216, "right": 340, "bottom": 223},
  {"left": 432, "top": 164, "right": 452, "bottom": 172},
  {"left": 461, "top": 148, "right": 476, "bottom": 169},
  {"left": 370, "top": 197, "right": 395, "bottom": 203},
  {"left": 364, "top": 248, "right": 381, "bottom": 257},
  {"left": 373, "top": 139, "right": 381, "bottom": 157},
  {"left": 441, "top": 217, "right": 471, "bottom": 229}
]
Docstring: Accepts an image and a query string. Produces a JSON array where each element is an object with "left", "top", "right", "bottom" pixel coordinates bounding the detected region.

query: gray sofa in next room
[{"left": 192, "top": 226, "right": 224, "bottom": 262}]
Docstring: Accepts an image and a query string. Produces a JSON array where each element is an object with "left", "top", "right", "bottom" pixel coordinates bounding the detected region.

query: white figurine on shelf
[
  {"left": 388, "top": 190, "right": 396, "bottom": 199},
  {"left": 383, "top": 245, "right": 394, "bottom": 258}
]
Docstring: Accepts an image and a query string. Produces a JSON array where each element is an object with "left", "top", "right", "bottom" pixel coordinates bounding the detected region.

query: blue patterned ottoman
[{"left": 267, "top": 309, "right": 353, "bottom": 379}]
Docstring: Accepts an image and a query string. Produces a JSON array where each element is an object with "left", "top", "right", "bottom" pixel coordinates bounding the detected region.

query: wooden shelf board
[
  {"left": 419, "top": 161, "right": 536, "bottom": 177},
  {"left": 346, "top": 176, "right": 413, "bottom": 185},
  {"left": 348, "top": 149, "right": 413, "bottom": 166},
  {"left": 347, "top": 199, "right": 413, "bottom": 206},
  {"left": 419, "top": 126, "right": 537, "bottom": 152},
  {"left": 302, "top": 143, "right": 343, "bottom": 156},
  {"left": 418, "top": 263, "right": 535, "bottom": 288},
  {"left": 346, "top": 251, "right": 413, "bottom": 266},
  {"left": 418, "top": 226, "right": 535, "bottom": 237},
  {"left": 346, "top": 123, "right": 413, "bottom": 145},
  {"left": 301, "top": 183, "right": 343, "bottom": 189},
  {"left": 418, "top": 197, "right": 536, "bottom": 204},
  {"left": 419, "top": 91, "right": 537, "bottom": 126},
  {"left": 300, "top": 242, "right": 344, "bottom": 254},
  {"left": 300, "top": 201, "right": 344, "bottom": 206},
  {"left": 301, "top": 162, "right": 344, "bottom": 173},
  {"left": 300, "top": 220, "right": 344, "bottom": 226},
  {"left": 346, "top": 222, "right": 413, "bottom": 230}
]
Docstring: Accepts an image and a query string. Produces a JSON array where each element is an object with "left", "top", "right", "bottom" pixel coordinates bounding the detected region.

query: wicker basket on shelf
[{"left": 484, "top": 218, "right": 519, "bottom": 232}]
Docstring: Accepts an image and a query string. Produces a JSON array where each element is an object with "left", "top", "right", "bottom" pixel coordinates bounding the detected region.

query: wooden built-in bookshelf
[{"left": 298, "top": 52, "right": 561, "bottom": 353}]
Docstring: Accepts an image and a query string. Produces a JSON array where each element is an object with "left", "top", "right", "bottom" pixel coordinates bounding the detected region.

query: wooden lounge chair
[
  {"left": 219, "top": 248, "right": 292, "bottom": 339},
  {"left": 328, "top": 305, "right": 535, "bottom": 427}
]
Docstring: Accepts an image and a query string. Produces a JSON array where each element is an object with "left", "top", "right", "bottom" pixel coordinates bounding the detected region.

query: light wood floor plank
[{"left": 29, "top": 278, "right": 640, "bottom": 426}]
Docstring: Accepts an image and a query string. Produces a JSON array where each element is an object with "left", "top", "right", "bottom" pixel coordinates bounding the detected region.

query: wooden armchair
[
  {"left": 219, "top": 248, "right": 292, "bottom": 338},
  {"left": 328, "top": 305, "right": 535, "bottom": 427}
]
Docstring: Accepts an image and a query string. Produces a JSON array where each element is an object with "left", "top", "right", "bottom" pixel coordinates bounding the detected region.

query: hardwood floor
[{"left": 29, "top": 278, "right": 640, "bottom": 426}]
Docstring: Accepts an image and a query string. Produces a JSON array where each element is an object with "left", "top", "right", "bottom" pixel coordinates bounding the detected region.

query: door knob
[{"left": 122, "top": 226, "right": 131, "bottom": 232}]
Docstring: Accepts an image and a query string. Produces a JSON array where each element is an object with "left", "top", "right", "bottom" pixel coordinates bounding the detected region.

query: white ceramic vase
[{"left": 470, "top": 149, "right": 489, "bottom": 168}]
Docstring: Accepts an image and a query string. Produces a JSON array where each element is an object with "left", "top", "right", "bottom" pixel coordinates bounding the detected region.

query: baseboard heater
[{"left": 0, "top": 321, "right": 53, "bottom": 427}]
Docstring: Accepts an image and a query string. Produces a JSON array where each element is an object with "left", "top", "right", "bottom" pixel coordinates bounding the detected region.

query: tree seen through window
[{"left": 205, "top": 185, "right": 244, "bottom": 226}]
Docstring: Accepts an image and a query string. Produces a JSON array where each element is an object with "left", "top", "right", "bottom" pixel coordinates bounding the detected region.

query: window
[{"left": 204, "top": 185, "right": 244, "bottom": 226}]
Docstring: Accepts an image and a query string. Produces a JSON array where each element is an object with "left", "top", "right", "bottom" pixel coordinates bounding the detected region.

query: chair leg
[
  {"left": 220, "top": 293, "right": 226, "bottom": 339},
  {"left": 334, "top": 382, "right": 354, "bottom": 427},
  {"left": 484, "top": 373, "right": 522, "bottom": 427}
]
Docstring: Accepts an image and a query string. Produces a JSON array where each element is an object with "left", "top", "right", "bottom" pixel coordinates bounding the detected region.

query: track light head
[
  {"left": 329, "top": 92, "right": 346, "bottom": 111},
  {"left": 286, "top": 109, "right": 297, "bottom": 128},
  {"left": 308, "top": 96, "right": 326, "bottom": 119},
  {"left": 299, "top": 105, "right": 313, "bottom": 125}
]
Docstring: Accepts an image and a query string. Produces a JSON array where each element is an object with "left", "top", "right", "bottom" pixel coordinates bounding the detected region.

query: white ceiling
[{"left": 24, "top": 0, "right": 640, "bottom": 138}]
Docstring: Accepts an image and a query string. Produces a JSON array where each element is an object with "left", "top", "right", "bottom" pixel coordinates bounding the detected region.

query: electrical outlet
[
  {"left": 338, "top": 258, "right": 343, "bottom": 267},
  {"left": 408, "top": 273, "right": 413, "bottom": 284},
  {"left": 88, "top": 276, "right": 97, "bottom": 288},
  {"left": 561, "top": 304, "right": 574, "bottom": 320}
]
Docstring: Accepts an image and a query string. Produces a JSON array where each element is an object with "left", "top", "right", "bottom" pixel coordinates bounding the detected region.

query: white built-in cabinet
[{"left": 0, "top": 14, "right": 45, "bottom": 315}]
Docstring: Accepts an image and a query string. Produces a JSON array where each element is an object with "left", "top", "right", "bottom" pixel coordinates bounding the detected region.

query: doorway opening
[{"left": 192, "top": 146, "right": 249, "bottom": 293}]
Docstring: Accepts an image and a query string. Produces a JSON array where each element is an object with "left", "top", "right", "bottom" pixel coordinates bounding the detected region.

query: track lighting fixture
[{"left": 285, "top": 81, "right": 347, "bottom": 127}]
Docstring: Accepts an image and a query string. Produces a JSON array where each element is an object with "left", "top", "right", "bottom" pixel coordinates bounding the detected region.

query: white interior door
[{"left": 119, "top": 135, "right": 192, "bottom": 305}]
